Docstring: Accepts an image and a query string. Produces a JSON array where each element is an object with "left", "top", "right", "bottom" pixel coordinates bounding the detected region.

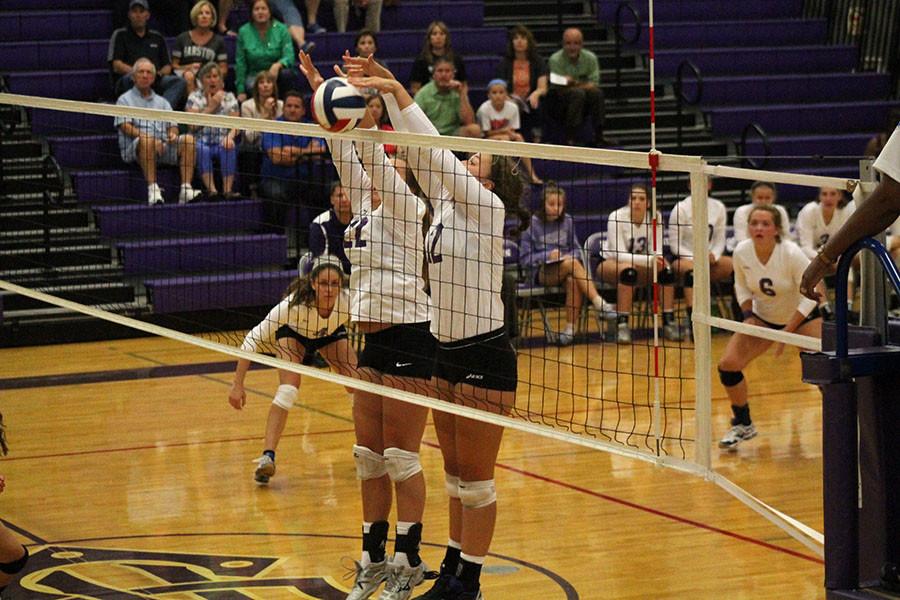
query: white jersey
[
  {"left": 733, "top": 203, "right": 792, "bottom": 244},
  {"left": 873, "top": 124, "right": 900, "bottom": 182},
  {"left": 328, "top": 135, "right": 431, "bottom": 325},
  {"left": 388, "top": 97, "right": 505, "bottom": 342},
  {"left": 733, "top": 239, "right": 817, "bottom": 325},
  {"left": 667, "top": 195, "right": 727, "bottom": 260},
  {"left": 475, "top": 99, "right": 520, "bottom": 134},
  {"left": 795, "top": 200, "right": 856, "bottom": 260},
  {"left": 240, "top": 289, "right": 351, "bottom": 353},
  {"left": 603, "top": 205, "right": 663, "bottom": 267}
]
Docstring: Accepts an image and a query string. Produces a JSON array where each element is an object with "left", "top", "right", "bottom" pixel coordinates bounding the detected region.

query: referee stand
[{"left": 802, "top": 236, "right": 900, "bottom": 598}]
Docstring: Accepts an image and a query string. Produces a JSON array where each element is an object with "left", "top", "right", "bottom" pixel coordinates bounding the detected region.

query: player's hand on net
[{"left": 228, "top": 384, "right": 246, "bottom": 410}]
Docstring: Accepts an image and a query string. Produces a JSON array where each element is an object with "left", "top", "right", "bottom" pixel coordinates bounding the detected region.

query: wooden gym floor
[{"left": 0, "top": 324, "right": 826, "bottom": 599}]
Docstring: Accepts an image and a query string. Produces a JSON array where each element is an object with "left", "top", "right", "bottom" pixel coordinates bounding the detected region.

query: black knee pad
[
  {"left": 683, "top": 269, "right": 694, "bottom": 288},
  {"left": 658, "top": 267, "right": 676, "bottom": 285},
  {"left": 718, "top": 368, "right": 744, "bottom": 387},
  {"left": 619, "top": 267, "right": 638, "bottom": 285},
  {"left": 0, "top": 546, "right": 28, "bottom": 575}
]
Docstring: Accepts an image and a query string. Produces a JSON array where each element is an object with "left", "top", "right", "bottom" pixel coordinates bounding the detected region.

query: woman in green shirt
[{"left": 235, "top": 0, "right": 300, "bottom": 101}]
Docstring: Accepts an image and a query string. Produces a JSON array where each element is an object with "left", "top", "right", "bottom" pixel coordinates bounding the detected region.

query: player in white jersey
[
  {"left": 300, "top": 53, "right": 437, "bottom": 600},
  {"left": 668, "top": 179, "right": 733, "bottom": 338},
  {"left": 346, "top": 53, "right": 521, "bottom": 600},
  {"left": 732, "top": 181, "right": 792, "bottom": 245},
  {"left": 796, "top": 187, "right": 856, "bottom": 260},
  {"left": 597, "top": 183, "right": 682, "bottom": 343},
  {"left": 718, "top": 205, "right": 823, "bottom": 450},
  {"left": 801, "top": 121, "right": 900, "bottom": 299},
  {"left": 228, "top": 256, "right": 356, "bottom": 481}
]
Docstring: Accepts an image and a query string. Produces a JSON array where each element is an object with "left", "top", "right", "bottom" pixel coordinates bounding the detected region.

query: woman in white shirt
[{"left": 718, "top": 205, "right": 822, "bottom": 451}]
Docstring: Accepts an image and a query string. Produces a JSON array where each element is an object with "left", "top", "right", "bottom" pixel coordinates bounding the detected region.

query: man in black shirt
[{"left": 108, "top": 0, "right": 187, "bottom": 109}]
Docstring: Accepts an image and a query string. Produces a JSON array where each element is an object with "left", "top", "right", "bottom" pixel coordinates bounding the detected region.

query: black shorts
[
  {"left": 752, "top": 307, "right": 822, "bottom": 330},
  {"left": 275, "top": 324, "right": 348, "bottom": 355},
  {"left": 434, "top": 327, "right": 518, "bottom": 392},
  {"left": 358, "top": 321, "right": 437, "bottom": 380}
]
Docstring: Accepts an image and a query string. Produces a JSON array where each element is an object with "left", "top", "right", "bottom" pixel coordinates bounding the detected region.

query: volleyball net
[{"left": 0, "top": 92, "right": 860, "bottom": 554}]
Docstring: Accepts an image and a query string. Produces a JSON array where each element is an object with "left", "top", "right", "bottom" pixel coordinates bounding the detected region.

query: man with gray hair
[{"left": 115, "top": 58, "right": 200, "bottom": 205}]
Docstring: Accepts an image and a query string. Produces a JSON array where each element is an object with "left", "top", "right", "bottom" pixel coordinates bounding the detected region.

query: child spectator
[
  {"left": 475, "top": 78, "right": 541, "bottom": 184},
  {"left": 366, "top": 94, "right": 396, "bottom": 156}
]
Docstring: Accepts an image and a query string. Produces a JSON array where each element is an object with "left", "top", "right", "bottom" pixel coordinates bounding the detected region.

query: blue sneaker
[{"left": 306, "top": 22, "right": 326, "bottom": 34}]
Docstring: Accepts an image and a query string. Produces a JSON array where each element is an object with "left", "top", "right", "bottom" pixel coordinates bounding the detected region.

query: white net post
[{"left": 689, "top": 166, "right": 712, "bottom": 471}]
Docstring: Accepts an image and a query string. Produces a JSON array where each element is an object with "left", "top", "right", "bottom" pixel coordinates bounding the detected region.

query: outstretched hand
[
  {"left": 298, "top": 50, "right": 326, "bottom": 91},
  {"left": 342, "top": 52, "right": 395, "bottom": 80}
]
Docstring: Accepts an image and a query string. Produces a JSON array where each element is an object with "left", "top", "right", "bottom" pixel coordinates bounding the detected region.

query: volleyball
[{"left": 311, "top": 77, "right": 367, "bottom": 133}]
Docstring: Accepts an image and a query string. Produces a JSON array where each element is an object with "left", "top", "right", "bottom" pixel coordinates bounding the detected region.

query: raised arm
[{"left": 356, "top": 127, "right": 418, "bottom": 217}]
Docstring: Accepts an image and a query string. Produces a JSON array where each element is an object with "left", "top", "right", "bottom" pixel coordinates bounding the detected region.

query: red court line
[{"left": 421, "top": 441, "right": 823, "bottom": 566}]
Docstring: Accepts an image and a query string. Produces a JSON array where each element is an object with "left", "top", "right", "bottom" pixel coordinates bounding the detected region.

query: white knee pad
[
  {"left": 353, "top": 445, "right": 387, "bottom": 480},
  {"left": 383, "top": 447, "right": 422, "bottom": 482},
  {"left": 272, "top": 384, "right": 298, "bottom": 410},
  {"left": 444, "top": 473, "right": 460, "bottom": 499},
  {"left": 458, "top": 479, "right": 496, "bottom": 509}
]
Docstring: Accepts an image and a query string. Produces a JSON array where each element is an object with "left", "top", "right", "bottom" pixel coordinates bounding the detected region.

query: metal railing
[
  {"left": 738, "top": 122, "right": 771, "bottom": 203},
  {"left": 674, "top": 59, "right": 702, "bottom": 151},
  {"left": 613, "top": 2, "right": 641, "bottom": 96}
]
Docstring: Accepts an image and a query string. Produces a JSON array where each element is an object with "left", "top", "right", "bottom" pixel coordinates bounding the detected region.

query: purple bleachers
[
  {"left": 390, "top": 55, "right": 500, "bottom": 87},
  {"left": 680, "top": 72, "right": 892, "bottom": 106},
  {"left": 6, "top": 69, "right": 109, "bottom": 101},
  {"left": 597, "top": 0, "right": 803, "bottom": 23},
  {"left": 31, "top": 109, "right": 113, "bottom": 136},
  {"left": 709, "top": 100, "right": 900, "bottom": 136},
  {"left": 574, "top": 214, "right": 609, "bottom": 243},
  {"left": 94, "top": 200, "right": 265, "bottom": 238},
  {"left": 654, "top": 45, "right": 858, "bottom": 78},
  {"left": 627, "top": 19, "right": 826, "bottom": 50},
  {"left": 48, "top": 135, "right": 119, "bottom": 170},
  {"left": 144, "top": 270, "right": 295, "bottom": 313},
  {"left": 0, "top": 10, "right": 111, "bottom": 42},
  {"left": 73, "top": 168, "right": 181, "bottom": 205},
  {"left": 0, "top": 40, "right": 109, "bottom": 72},
  {"left": 117, "top": 233, "right": 287, "bottom": 275},
  {"left": 381, "top": 1, "right": 483, "bottom": 29}
]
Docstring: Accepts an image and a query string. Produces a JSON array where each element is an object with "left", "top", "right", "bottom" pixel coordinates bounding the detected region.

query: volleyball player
[
  {"left": 718, "top": 205, "right": 823, "bottom": 450},
  {"left": 228, "top": 256, "right": 355, "bottom": 483},
  {"left": 346, "top": 54, "right": 522, "bottom": 600},
  {"left": 300, "top": 53, "right": 437, "bottom": 600},
  {"left": 732, "top": 181, "right": 792, "bottom": 244},
  {"left": 668, "top": 180, "right": 733, "bottom": 338},
  {"left": 0, "top": 414, "right": 31, "bottom": 594}
]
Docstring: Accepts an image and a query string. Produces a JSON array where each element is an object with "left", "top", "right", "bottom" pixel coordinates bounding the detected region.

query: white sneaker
[
  {"left": 346, "top": 560, "right": 388, "bottom": 600},
  {"left": 148, "top": 184, "right": 164, "bottom": 205},
  {"left": 379, "top": 560, "right": 427, "bottom": 600},
  {"left": 253, "top": 454, "right": 275, "bottom": 484},
  {"left": 178, "top": 184, "right": 201, "bottom": 204},
  {"left": 591, "top": 296, "right": 614, "bottom": 315},
  {"left": 718, "top": 423, "right": 757, "bottom": 451},
  {"left": 616, "top": 322, "right": 632, "bottom": 344},
  {"left": 557, "top": 330, "right": 574, "bottom": 346},
  {"left": 663, "top": 322, "right": 684, "bottom": 342}
]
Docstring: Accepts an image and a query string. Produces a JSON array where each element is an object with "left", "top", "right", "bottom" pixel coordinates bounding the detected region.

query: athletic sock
[
  {"left": 731, "top": 404, "right": 752, "bottom": 427},
  {"left": 456, "top": 553, "right": 485, "bottom": 593},
  {"left": 663, "top": 311, "right": 676, "bottom": 326},
  {"left": 562, "top": 322, "right": 575, "bottom": 336},
  {"left": 591, "top": 296, "right": 606, "bottom": 310},
  {"left": 617, "top": 313, "right": 629, "bottom": 325},
  {"left": 362, "top": 520, "right": 389, "bottom": 566},
  {"left": 393, "top": 521, "right": 422, "bottom": 567},
  {"left": 440, "top": 540, "right": 462, "bottom": 576},
  {"left": 263, "top": 449, "right": 275, "bottom": 461}
]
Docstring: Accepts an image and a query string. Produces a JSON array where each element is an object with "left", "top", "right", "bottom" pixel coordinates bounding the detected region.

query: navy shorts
[
  {"left": 358, "top": 321, "right": 437, "bottom": 380},
  {"left": 275, "top": 324, "right": 348, "bottom": 355},
  {"left": 434, "top": 328, "right": 518, "bottom": 392},
  {"left": 752, "top": 307, "right": 822, "bottom": 330}
]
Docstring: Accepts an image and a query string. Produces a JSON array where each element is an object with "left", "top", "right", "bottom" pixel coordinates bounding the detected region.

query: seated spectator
[
  {"left": 597, "top": 183, "right": 682, "bottom": 343},
  {"left": 476, "top": 78, "right": 541, "bottom": 184},
  {"left": 495, "top": 24, "right": 548, "bottom": 142},
  {"left": 235, "top": 0, "right": 305, "bottom": 103},
  {"left": 109, "top": 0, "right": 187, "bottom": 110},
  {"left": 114, "top": 0, "right": 192, "bottom": 36},
  {"left": 413, "top": 56, "right": 481, "bottom": 138},
  {"left": 520, "top": 183, "right": 611, "bottom": 345},
  {"left": 240, "top": 71, "right": 284, "bottom": 196},
  {"left": 668, "top": 179, "right": 734, "bottom": 336},
  {"left": 115, "top": 58, "right": 200, "bottom": 205},
  {"left": 309, "top": 182, "right": 353, "bottom": 275},
  {"left": 408, "top": 21, "right": 467, "bottom": 95},
  {"left": 732, "top": 181, "right": 792, "bottom": 245},
  {"left": 268, "top": 0, "right": 317, "bottom": 51},
  {"left": 259, "top": 91, "right": 325, "bottom": 232},
  {"left": 334, "top": 0, "right": 383, "bottom": 33},
  {"left": 365, "top": 94, "right": 396, "bottom": 156},
  {"left": 172, "top": 1, "right": 229, "bottom": 97},
  {"left": 546, "top": 27, "right": 610, "bottom": 147},
  {"left": 185, "top": 63, "right": 241, "bottom": 199},
  {"left": 351, "top": 30, "right": 389, "bottom": 96}
]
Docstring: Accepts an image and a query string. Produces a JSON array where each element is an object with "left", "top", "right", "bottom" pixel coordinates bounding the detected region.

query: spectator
[
  {"left": 520, "top": 183, "right": 612, "bottom": 345},
  {"left": 114, "top": 0, "right": 192, "bottom": 36},
  {"left": 115, "top": 58, "right": 200, "bottom": 205},
  {"left": 668, "top": 179, "right": 733, "bottom": 337},
  {"left": 408, "top": 21, "right": 467, "bottom": 95},
  {"left": 259, "top": 91, "right": 325, "bottom": 232},
  {"left": 413, "top": 56, "right": 481, "bottom": 138},
  {"left": 732, "top": 181, "right": 792, "bottom": 245},
  {"left": 546, "top": 27, "right": 610, "bottom": 147},
  {"left": 597, "top": 183, "right": 682, "bottom": 343},
  {"left": 239, "top": 71, "right": 283, "bottom": 196},
  {"left": 216, "top": 0, "right": 238, "bottom": 36},
  {"left": 476, "top": 78, "right": 540, "bottom": 183},
  {"left": 333, "top": 0, "right": 383, "bottom": 33},
  {"left": 352, "top": 31, "right": 388, "bottom": 95},
  {"left": 171, "top": 1, "right": 229, "bottom": 97},
  {"left": 185, "top": 62, "right": 241, "bottom": 199},
  {"left": 235, "top": 0, "right": 305, "bottom": 103},
  {"left": 495, "top": 24, "right": 548, "bottom": 142},
  {"left": 309, "top": 182, "right": 353, "bottom": 275},
  {"left": 268, "top": 0, "right": 319, "bottom": 49},
  {"left": 366, "top": 94, "right": 396, "bottom": 156},
  {"left": 109, "top": 0, "right": 187, "bottom": 110}
]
